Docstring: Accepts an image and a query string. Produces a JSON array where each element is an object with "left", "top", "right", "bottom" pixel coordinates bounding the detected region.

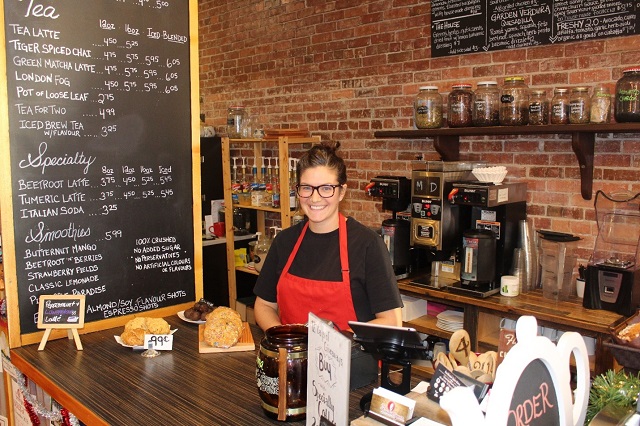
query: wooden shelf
[
  {"left": 374, "top": 122, "right": 640, "bottom": 200},
  {"left": 405, "top": 314, "right": 453, "bottom": 340}
]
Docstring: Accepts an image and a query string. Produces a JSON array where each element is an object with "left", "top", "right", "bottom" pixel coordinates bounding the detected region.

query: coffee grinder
[
  {"left": 583, "top": 190, "right": 640, "bottom": 316},
  {"left": 367, "top": 176, "right": 411, "bottom": 278}
]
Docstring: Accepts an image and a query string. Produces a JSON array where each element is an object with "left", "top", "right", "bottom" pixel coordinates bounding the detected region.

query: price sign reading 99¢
[{"left": 144, "top": 333, "right": 174, "bottom": 351}]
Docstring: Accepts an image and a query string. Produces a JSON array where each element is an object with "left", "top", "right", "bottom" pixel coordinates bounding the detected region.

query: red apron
[{"left": 277, "top": 213, "right": 356, "bottom": 330}]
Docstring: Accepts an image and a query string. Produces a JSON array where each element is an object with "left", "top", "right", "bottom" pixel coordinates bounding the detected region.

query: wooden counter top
[
  {"left": 399, "top": 279, "right": 624, "bottom": 334},
  {"left": 10, "top": 315, "right": 387, "bottom": 425}
]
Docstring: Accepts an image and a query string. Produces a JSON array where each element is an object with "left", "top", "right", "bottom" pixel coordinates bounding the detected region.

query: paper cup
[{"left": 576, "top": 278, "right": 585, "bottom": 298}]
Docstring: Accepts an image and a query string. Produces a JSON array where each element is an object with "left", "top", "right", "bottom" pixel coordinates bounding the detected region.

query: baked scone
[
  {"left": 618, "top": 322, "right": 640, "bottom": 342},
  {"left": 120, "top": 317, "right": 170, "bottom": 346}
]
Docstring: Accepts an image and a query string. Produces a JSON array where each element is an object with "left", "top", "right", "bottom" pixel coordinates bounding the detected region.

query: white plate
[
  {"left": 177, "top": 310, "right": 206, "bottom": 324},
  {"left": 437, "top": 310, "right": 464, "bottom": 322},
  {"left": 114, "top": 329, "right": 177, "bottom": 350}
]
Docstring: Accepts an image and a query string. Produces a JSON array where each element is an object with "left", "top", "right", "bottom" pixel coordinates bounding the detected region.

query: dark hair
[{"left": 296, "top": 141, "right": 347, "bottom": 185}]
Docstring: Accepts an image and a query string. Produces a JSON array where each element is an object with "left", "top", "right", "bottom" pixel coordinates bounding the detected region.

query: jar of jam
[
  {"left": 447, "top": 84, "right": 473, "bottom": 128},
  {"left": 499, "top": 76, "right": 529, "bottom": 126},
  {"left": 528, "top": 89, "right": 549, "bottom": 125},
  {"left": 472, "top": 81, "right": 500, "bottom": 126},
  {"left": 590, "top": 85, "right": 611, "bottom": 124},
  {"left": 615, "top": 67, "right": 640, "bottom": 122},
  {"left": 414, "top": 86, "right": 443, "bottom": 129},
  {"left": 569, "top": 86, "right": 590, "bottom": 124},
  {"left": 550, "top": 88, "right": 570, "bottom": 124}
]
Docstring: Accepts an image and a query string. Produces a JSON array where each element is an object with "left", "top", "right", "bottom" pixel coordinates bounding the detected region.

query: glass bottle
[
  {"left": 414, "top": 86, "right": 443, "bottom": 129},
  {"left": 226, "top": 106, "right": 246, "bottom": 138},
  {"left": 447, "top": 84, "right": 473, "bottom": 128},
  {"left": 528, "top": 90, "right": 549, "bottom": 125},
  {"left": 590, "top": 85, "right": 611, "bottom": 124},
  {"left": 472, "top": 81, "right": 500, "bottom": 126},
  {"left": 569, "top": 86, "right": 591, "bottom": 124},
  {"left": 615, "top": 67, "right": 640, "bottom": 122},
  {"left": 499, "top": 76, "right": 529, "bottom": 126},
  {"left": 550, "top": 88, "right": 570, "bottom": 124}
]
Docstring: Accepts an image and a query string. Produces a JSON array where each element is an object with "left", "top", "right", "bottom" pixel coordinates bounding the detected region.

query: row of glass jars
[{"left": 414, "top": 71, "right": 640, "bottom": 128}]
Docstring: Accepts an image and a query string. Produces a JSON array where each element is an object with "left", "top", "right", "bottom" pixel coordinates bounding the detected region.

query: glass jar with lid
[
  {"left": 590, "top": 84, "right": 611, "bottom": 124},
  {"left": 414, "top": 86, "right": 443, "bottom": 129},
  {"left": 226, "top": 106, "right": 246, "bottom": 138},
  {"left": 615, "top": 67, "right": 640, "bottom": 122},
  {"left": 447, "top": 84, "right": 473, "bottom": 128},
  {"left": 472, "top": 81, "right": 500, "bottom": 126},
  {"left": 499, "top": 76, "right": 529, "bottom": 126},
  {"left": 528, "top": 90, "right": 549, "bottom": 125},
  {"left": 550, "top": 88, "right": 570, "bottom": 124},
  {"left": 569, "top": 86, "right": 590, "bottom": 124}
]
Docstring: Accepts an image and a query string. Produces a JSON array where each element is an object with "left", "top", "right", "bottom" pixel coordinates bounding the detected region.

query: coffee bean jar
[
  {"left": 615, "top": 67, "right": 640, "bottom": 122},
  {"left": 550, "top": 88, "right": 570, "bottom": 125},
  {"left": 472, "top": 81, "right": 500, "bottom": 126},
  {"left": 499, "top": 76, "right": 529, "bottom": 126},
  {"left": 528, "top": 89, "right": 549, "bottom": 125},
  {"left": 447, "top": 84, "right": 473, "bottom": 128},
  {"left": 569, "top": 86, "right": 591, "bottom": 124}
]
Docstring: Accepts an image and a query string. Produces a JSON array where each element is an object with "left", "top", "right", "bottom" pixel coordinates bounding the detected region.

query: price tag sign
[{"left": 144, "top": 334, "right": 174, "bottom": 351}]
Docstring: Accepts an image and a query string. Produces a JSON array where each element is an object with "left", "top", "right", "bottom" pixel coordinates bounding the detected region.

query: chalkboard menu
[
  {"left": 3, "top": 0, "right": 196, "bottom": 334},
  {"left": 431, "top": 0, "right": 640, "bottom": 57}
]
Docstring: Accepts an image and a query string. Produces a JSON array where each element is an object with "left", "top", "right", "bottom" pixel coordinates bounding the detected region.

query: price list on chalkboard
[
  {"left": 431, "top": 0, "right": 639, "bottom": 57},
  {"left": 3, "top": 0, "right": 195, "bottom": 334}
]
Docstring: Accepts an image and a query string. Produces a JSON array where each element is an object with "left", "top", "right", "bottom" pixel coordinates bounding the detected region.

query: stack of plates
[{"left": 436, "top": 310, "right": 464, "bottom": 332}]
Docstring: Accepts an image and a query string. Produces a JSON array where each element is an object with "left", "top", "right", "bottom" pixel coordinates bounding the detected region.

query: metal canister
[{"left": 256, "top": 325, "right": 308, "bottom": 422}]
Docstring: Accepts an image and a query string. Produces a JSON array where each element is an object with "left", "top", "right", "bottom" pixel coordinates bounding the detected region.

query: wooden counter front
[{"left": 9, "top": 315, "right": 382, "bottom": 425}]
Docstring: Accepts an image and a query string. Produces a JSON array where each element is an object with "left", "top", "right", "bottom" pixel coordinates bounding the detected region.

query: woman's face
[{"left": 298, "top": 165, "right": 345, "bottom": 233}]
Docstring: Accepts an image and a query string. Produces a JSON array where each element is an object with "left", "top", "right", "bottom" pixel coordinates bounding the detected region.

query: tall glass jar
[
  {"left": 447, "top": 84, "right": 473, "bottom": 128},
  {"left": 550, "top": 88, "right": 570, "bottom": 124},
  {"left": 528, "top": 90, "right": 549, "bottom": 125},
  {"left": 414, "top": 86, "right": 443, "bottom": 129},
  {"left": 226, "top": 106, "right": 246, "bottom": 138},
  {"left": 569, "top": 86, "right": 590, "bottom": 124},
  {"left": 472, "top": 81, "right": 500, "bottom": 126},
  {"left": 590, "top": 85, "right": 611, "bottom": 124},
  {"left": 615, "top": 67, "right": 640, "bottom": 122},
  {"left": 499, "top": 76, "right": 529, "bottom": 125}
]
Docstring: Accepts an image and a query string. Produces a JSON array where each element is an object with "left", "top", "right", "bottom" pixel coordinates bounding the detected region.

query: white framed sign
[{"left": 306, "top": 313, "right": 351, "bottom": 426}]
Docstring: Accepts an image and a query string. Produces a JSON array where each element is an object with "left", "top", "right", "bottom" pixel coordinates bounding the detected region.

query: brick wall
[{"left": 198, "top": 0, "right": 640, "bottom": 264}]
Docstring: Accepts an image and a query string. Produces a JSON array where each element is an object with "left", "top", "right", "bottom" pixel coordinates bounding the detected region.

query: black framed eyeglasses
[{"left": 296, "top": 184, "right": 342, "bottom": 198}]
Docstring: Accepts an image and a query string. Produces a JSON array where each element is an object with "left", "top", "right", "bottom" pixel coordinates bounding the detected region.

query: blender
[{"left": 583, "top": 190, "right": 640, "bottom": 315}]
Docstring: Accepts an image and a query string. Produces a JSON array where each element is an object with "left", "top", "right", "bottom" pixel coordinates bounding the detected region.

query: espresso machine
[
  {"left": 447, "top": 181, "right": 527, "bottom": 297},
  {"left": 408, "top": 161, "right": 482, "bottom": 288},
  {"left": 367, "top": 176, "right": 412, "bottom": 278},
  {"left": 583, "top": 190, "right": 640, "bottom": 316}
]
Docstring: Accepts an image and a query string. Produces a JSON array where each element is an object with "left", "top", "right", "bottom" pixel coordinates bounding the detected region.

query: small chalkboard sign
[{"left": 37, "top": 295, "right": 86, "bottom": 351}]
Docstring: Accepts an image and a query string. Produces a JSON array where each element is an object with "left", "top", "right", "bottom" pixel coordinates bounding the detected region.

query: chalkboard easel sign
[{"left": 37, "top": 295, "right": 86, "bottom": 351}]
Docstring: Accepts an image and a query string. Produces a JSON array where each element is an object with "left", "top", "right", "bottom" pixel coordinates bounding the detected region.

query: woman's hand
[{"left": 253, "top": 297, "right": 282, "bottom": 331}]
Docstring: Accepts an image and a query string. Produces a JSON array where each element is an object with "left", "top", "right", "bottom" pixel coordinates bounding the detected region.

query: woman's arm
[
  {"left": 370, "top": 307, "right": 402, "bottom": 327},
  {"left": 254, "top": 296, "right": 282, "bottom": 331}
]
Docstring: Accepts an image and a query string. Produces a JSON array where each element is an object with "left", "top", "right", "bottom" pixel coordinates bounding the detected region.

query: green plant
[{"left": 586, "top": 369, "right": 640, "bottom": 424}]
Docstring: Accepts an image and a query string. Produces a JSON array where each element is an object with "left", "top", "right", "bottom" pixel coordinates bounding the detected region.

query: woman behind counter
[{"left": 253, "top": 141, "right": 403, "bottom": 331}]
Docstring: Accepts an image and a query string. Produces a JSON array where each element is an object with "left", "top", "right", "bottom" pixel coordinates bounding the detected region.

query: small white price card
[{"left": 144, "top": 334, "right": 174, "bottom": 351}]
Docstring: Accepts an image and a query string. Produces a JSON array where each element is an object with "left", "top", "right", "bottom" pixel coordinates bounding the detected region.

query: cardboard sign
[
  {"left": 37, "top": 295, "right": 85, "bottom": 351},
  {"left": 306, "top": 313, "right": 351, "bottom": 426}
]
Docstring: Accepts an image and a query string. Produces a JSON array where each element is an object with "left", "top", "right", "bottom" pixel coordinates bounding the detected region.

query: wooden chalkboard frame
[
  {"left": 37, "top": 294, "right": 86, "bottom": 330},
  {"left": 0, "top": 0, "right": 202, "bottom": 348},
  {"left": 439, "top": 316, "right": 591, "bottom": 425}
]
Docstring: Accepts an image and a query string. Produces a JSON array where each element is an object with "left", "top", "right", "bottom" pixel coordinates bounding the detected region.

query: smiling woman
[{"left": 253, "top": 141, "right": 403, "bottom": 332}]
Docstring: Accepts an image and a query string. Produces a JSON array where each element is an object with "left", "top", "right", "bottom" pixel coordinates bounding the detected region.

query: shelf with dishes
[{"left": 374, "top": 122, "right": 640, "bottom": 200}]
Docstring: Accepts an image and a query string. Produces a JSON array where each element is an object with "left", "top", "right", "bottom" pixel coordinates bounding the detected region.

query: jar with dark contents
[
  {"left": 447, "top": 84, "right": 473, "bottom": 128},
  {"left": 615, "top": 67, "right": 640, "bottom": 122},
  {"left": 569, "top": 86, "right": 590, "bottom": 124},
  {"left": 550, "top": 88, "right": 570, "bottom": 124},
  {"left": 499, "top": 76, "right": 529, "bottom": 126},
  {"left": 414, "top": 86, "right": 443, "bottom": 129},
  {"left": 472, "top": 81, "right": 500, "bottom": 126},
  {"left": 528, "top": 90, "right": 549, "bottom": 125}
]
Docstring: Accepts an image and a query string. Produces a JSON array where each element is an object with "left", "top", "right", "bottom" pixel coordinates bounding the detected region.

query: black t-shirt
[{"left": 254, "top": 217, "right": 403, "bottom": 322}]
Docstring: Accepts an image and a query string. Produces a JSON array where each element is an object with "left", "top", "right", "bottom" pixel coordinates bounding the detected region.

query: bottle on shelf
[
  {"left": 271, "top": 157, "right": 280, "bottom": 208},
  {"left": 239, "top": 157, "right": 251, "bottom": 205},
  {"left": 251, "top": 157, "right": 264, "bottom": 207},
  {"left": 231, "top": 157, "right": 241, "bottom": 204},
  {"left": 289, "top": 158, "right": 297, "bottom": 211},
  {"left": 265, "top": 157, "right": 273, "bottom": 194}
]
